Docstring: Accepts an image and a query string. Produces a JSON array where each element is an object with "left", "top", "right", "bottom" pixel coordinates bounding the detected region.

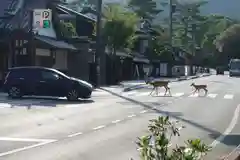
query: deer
[
  {"left": 190, "top": 83, "right": 208, "bottom": 95},
  {"left": 145, "top": 78, "right": 171, "bottom": 96}
]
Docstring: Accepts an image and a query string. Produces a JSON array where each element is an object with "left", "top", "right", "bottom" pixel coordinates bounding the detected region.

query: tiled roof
[{"left": 35, "top": 35, "right": 77, "bottom": 50}]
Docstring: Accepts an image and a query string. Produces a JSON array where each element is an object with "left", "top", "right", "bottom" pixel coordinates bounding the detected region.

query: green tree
[
  {"left": 172, "top": 0, "right": 208, "bottom": 54},
  {"left": 135, "top": 116, "right": 211, "bottom": 160},
  {"left": 147, "top": 31, "right": 174, "bottom": 63},
  {"left": 215, "top": 24, "right": 240, "bottom": 63},
  {"left": 201, "top": 15, "right": 235, "bottom": 54},
  {"left": 59, "top": 20, "right": 78, "bottom": 38},
  {"left": 102, "top": 4, "right": 139, "bottom": 55},
  {"left": 128, "top": 0, "right": 163, "bottom": 21}
]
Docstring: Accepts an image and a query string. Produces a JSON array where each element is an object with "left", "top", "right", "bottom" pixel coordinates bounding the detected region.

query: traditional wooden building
[{"left": 0, "top": 0, "right": 97, "bottom": 86}]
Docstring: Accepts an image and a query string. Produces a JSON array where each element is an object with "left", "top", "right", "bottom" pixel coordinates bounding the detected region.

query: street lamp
[{"left": 95, "top": 0, "right": 103, "bottom": 87}]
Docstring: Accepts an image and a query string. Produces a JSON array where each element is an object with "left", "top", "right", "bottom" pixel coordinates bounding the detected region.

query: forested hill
[{"left": 66, "top": 0, "right": 239, "bottom": 20}]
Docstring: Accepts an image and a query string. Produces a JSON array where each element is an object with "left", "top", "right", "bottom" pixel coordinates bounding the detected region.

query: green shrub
[{"left": 135, "top": 116, "right": 212, "bottom": 160}]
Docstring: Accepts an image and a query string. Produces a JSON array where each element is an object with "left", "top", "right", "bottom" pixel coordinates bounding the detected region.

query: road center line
[
  {"left": 112, "top": 120, "right": 121, "bottom": 123},
  {"left": 140, "top": 110, "right": 147, "bottom": 114},
  {"left": 93, "top": 125, "right": 105, "bottom": 130},
  {"left": 224, "top": 94, "right": 234, "bottom": 99},
  {"left": 128, "top": 114, "right": 136, "bottom": 118},
  {"left": 67, "top": 132, "right": 83, "bottom": 138},
  {"left": 210, "top": 104, "right": 240, "bottom": 147}
]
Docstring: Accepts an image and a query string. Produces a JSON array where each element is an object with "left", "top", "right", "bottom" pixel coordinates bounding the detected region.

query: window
[
  {"left": 8, "top": 69, "right": 35, "bottom": 79},
  {"left": 9, "top": 69, "right": 26, "bottom": 79},
  {"left": 41, "top": 71, "right": 59, "bottom": 80}
]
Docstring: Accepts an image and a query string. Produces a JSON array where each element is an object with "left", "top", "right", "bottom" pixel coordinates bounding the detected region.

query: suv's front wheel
[
  {"left": 8, "top": 86, "right": 22, "bottom": 98},
  {"left": 66, "top": 89, "right": 79, "bottom": 101}
]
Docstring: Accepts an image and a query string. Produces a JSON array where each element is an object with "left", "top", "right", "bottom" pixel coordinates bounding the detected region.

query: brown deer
[
  {"left": 145, "top": 78, "right": 171, "bottom": 96},
  {"left": 190, "top": 83, "right": 208, "bottom": 95}
]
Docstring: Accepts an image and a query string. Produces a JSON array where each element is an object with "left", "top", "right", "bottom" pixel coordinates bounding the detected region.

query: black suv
[{"left": 3, "top": 67, "right": 93, "bottom": 101}]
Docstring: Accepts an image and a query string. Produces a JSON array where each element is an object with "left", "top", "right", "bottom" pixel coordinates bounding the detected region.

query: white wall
[
  {"left": 36, "top": 49, "right": 51, "bottom": 56},
  {"left": 35, "top": 49, "right": 51, "bottom": 66},
  {"left": 35, "top": 49, "right": 68, "bottom": 70}
]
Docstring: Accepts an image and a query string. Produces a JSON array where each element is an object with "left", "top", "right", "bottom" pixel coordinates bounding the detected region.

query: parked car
[
  {"left": 216, "top": 66, "right": 224, "bottom": 75},
  {"left": 3, "top": 67, "right": 93, "bottom": 101}
]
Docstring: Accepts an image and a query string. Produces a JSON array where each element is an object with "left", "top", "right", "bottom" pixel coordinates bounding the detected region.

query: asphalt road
[{"left": 0, "top": 74, "right": 239, "bottom": 160}]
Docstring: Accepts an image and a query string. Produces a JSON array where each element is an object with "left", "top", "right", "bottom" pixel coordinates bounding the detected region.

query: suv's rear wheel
[
  {"left": 8, "top": 86, "right": 22, "bottom": 98},
  {"left": 67, "top": 89, "right": 79, "bottom": 101}
]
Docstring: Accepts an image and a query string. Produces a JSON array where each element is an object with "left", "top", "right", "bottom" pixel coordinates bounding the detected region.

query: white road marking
[
  {"left": 207, "top": 93, "right": 217, "bottom": 98},
  {"left": 136, "top": 92, "right": 150, "bottom": 96},
  {"left": 112, "top": 120, "right": 121, "bottom": 123},
  {"left": 0, "top": 140, "right": 56, "bottom": 157},
  {"left": 92, "top": 91, "right": 111, "bottom": 96},
  {"left": 64, "top": 104, "right": 81, "bottom": 108},
  {"left": 210, "top": 104, "right": 240, "bottom": 147},
  {"left": 173, "top": 93, "right": 184, "bottom": 97},
  {"left": 93, "top": 125, "right": 105, "bottom": 130},
  {"left": 224, "top": 94, "right": 234, "bottom": 99},
  {"left": 0, "top": 103, "right": 11, "bottom": 108},
  {"left": 158, "top": 92, "right": 165, "bottom": 96},
  {"left": 67, "top": 132, "right": 83, "bottom": 138},
  {"left": 140, "top": 110, "right": 147, "bottom": 114},
  {"left": 128, "top": 114, "right": 136, "bottom": 118},
  {"left": 188, "top": 93, "right": 199, "bottom": 97},
  {"left": 0, "top": 137, "right": 55, "bottom": 143},
  {"left": 122, "top": 91, "right": 137, "bottom": 96}
]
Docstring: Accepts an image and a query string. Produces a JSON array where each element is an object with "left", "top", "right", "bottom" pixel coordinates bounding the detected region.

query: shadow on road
[
  {"left": 123, "top": 84, "right": 148, "bottom": 92},
  {"left": 4, "top": 96, "right": 94, "bottom": 109},
  {"left": 100, "top": 87, "right": 223, "bottom": 143},
  {"left": 117, "top": 101, "right": 169, "bottom": 108},
  {"left": 209, "top": 133, "right": 240, "bottom": 147}
]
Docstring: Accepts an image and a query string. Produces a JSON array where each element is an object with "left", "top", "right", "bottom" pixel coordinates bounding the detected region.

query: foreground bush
[{"left": 136, "top": 116, "right": 212, "bottom": 160}]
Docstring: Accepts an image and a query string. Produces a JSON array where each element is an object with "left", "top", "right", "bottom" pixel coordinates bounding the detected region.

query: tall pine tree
[{"left": 128, "top": 0, "right": 162, "bottom": 21}]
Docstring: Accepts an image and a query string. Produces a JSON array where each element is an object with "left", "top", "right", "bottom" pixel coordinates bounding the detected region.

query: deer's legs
[
  {"left": 155, "top": 87, "right": 159, "bottom": 96},
  {"left": 192, "top": 88, "right": 197, "bottom": 95},
  {"left": 203, "top": 88, "right": 208, "bottom": 95},
  {"left": 164, "top": 87, "right": 167, "bottom": 95},
  {"left": 167, "top": 87, "right": 172, "bottom": 96},
  {"left": 149, "top": 87, "right": 155, "bottom": 96},
  {"left": 163, "top": 86, "right": 171, "bottom": 96}
]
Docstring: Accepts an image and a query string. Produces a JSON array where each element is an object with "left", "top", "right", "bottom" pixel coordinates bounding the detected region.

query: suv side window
[
  {"left": 8, "top": 69, "right": 27, "bottom": 79},
  {"left": 41, "top": 71, "right": 59, "bottom": 80}
]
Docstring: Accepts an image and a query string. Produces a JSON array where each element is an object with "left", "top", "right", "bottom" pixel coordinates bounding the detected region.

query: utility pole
[
  {"left": 29, "top": 9, "right": 35, "bottom": 66},
  {"left": 168, "top": 0, "right": 174, "bottom": 77},
  {"left": 169, "top": 0, "right": 173, "bottom": 53},
  {"left": 95, "top": 0, "right": 103, "bottom": 87},
  {"left": 191, "top": 23, "right": 196, "bottom": 57}
]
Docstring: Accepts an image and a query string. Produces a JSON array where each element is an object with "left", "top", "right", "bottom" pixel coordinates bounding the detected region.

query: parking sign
[{"left": 33, "top": 9, "right": 52, "bottom": 29}]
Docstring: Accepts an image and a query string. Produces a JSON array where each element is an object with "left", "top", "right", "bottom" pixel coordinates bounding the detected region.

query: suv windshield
[{"left": 230, "top": 61, "right": 240, "bottom": 70}]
